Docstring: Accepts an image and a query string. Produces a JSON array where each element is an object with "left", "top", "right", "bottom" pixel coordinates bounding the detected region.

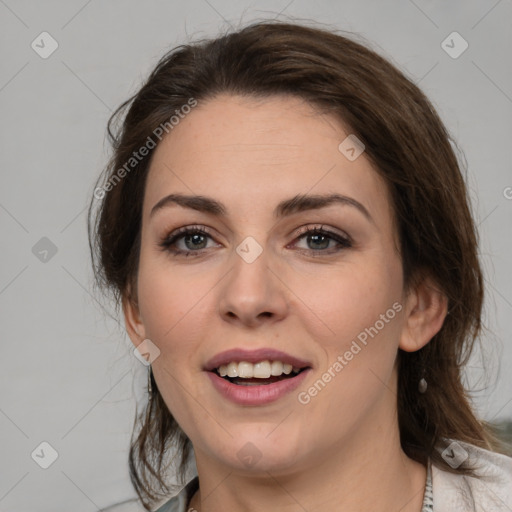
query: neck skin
[{"left": 187, "top": 381, "right": 427, "bottom": 512}]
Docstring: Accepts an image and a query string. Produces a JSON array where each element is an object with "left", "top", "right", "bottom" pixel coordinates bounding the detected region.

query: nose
[{"left": 217, "top": 243, "right": 288, "bottom": 328}]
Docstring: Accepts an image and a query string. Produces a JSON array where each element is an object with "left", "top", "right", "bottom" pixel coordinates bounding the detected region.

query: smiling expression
[{"left": 125, "top": 93, "right": 414, "bottom": 474}]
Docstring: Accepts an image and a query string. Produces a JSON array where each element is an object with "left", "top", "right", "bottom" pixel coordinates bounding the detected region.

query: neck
[{"left": 189, "top": 413, "right": 426, "bottom": 512}]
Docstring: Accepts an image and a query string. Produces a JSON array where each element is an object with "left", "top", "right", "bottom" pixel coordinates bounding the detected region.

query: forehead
[{"left": 143, "top": 94, "right": 393, "bottom": 227}]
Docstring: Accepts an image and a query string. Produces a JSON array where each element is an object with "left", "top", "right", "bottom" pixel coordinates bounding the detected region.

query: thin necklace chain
[{"left": 421, "top": 458, "right": 434, "bottom": 511}]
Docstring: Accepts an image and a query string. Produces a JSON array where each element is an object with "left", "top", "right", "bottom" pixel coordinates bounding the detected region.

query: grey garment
[
  {"left": 154, "top": 477, "right": 198, "bottom": 512},
  {"left": 431, "top": 440, "right": 512, "bottom": 512},
  {"left": 155, "top": 461, "right": 434, "bottom": 512}
]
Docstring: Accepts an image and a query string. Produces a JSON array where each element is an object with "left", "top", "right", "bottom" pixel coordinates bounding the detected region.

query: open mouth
[
  {"left": 212, "top": 361, "right": 310, "bottom": 386},
  {"left": 205, "top": 356, "right": 312, "bottom": 405}
]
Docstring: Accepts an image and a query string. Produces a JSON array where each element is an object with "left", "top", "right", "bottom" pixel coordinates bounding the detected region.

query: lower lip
[{"left": 206, "top": 369, "right": 311, "bottom": 406}]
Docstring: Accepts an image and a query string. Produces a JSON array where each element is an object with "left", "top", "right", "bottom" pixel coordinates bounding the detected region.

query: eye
[
  {"left": 159, "top": 224, "right": 352, "bottom": 257},
  {"left": 159, "top": 225, "right": 218, "bottom": 257},
  {"left": 291, "top": 225, "right": 352, "bottom": 255}
]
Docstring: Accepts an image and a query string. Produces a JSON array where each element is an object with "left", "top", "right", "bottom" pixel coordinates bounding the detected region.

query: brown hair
[{"left": 88, "top": 19, "right": 504, "bottom": 510}]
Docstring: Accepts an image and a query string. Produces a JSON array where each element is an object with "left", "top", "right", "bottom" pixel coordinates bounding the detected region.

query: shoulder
[
  {"left": 153, "top": 477, "right": 199, "bottom": 512},
  {"left": 432, "top": 440, "right": 512, "bottom": 512}
]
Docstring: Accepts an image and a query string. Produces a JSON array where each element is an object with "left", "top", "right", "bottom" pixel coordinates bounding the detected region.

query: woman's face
[{"left": 126, "top": 93, "right": 419, "bottom": 475}]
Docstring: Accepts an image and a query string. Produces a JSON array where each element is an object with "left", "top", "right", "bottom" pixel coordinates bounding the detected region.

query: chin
[
  {"left": 212, "top": 431, "right": 307, "bottom": 475},
  {"left": 229, "top": 451, "right": 303, "bottom": 476}
]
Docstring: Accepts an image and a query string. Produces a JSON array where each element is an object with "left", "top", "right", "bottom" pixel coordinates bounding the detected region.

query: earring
[
  {"left": 418, "top": 375, "right": 428, "bottom": 394},
  {"left": 144, "top": 366, "right": 153, "bottom": 428},
  {"left": 147, "top": 364, "right": 153, "bottom": 401}
]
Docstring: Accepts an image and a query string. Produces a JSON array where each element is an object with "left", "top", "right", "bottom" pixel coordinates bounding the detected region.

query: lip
[
  {"left": 204, "top": 348, "right": 312, "bottom": 372},
  {"left": 206, "top": 368, "right": 312, "bottom": 406}
]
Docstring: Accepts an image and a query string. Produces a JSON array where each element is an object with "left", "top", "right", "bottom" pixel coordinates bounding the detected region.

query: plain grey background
[{"left": 1, "top": 1, "right": 511, "bottom": 511}]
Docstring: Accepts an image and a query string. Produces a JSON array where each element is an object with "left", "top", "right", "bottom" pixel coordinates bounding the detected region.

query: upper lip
[{"left": 204, "top": 348, "right": 312, "bottom": 372}]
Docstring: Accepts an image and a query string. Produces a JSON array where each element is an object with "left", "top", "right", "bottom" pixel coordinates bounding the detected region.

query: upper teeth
[{"left": 217, "top": 360, "right": 301, "bottom": 378}]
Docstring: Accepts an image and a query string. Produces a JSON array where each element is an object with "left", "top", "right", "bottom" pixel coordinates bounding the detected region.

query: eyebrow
[{"left": 150, "top": 192, "right": 374, "bottom": 224}]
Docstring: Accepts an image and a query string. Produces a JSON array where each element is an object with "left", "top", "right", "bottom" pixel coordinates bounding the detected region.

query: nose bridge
[
  {"left": 217, "top": 235, "right": 287, "bottom": 325},
  {"left": 227, "top": 235, "right": 272, "bottom": 301}
]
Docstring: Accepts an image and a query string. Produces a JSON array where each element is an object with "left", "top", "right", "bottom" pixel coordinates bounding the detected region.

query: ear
[
  {"left": 122, "top": 288, "right": 147, "bottom": 348},
  {"left": 399, "top": 276, "right": 448, "bottom": 352}
]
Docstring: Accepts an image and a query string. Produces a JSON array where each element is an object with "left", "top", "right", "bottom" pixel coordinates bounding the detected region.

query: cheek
[
  {"left": 136, "top": 258, "right": 210, "bottom": 424},
  {"left": 295, "top": 254, "right": 404, "bottom": 421},
  {"left": 137, "top": 238, "right": 200, "bottom": 332},
  {"left": 296, "top": 254, "right": 403, "bottom": 348},
  {"left": 136, "top": 250, "right": 208, "bottom": 368},
  {"left": 295, "top": 268, "right": 403, "bottom": 438}
]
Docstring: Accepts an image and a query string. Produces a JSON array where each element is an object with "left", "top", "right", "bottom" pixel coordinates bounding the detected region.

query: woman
[{"left": 89, "top": 20, "right": 512, "bottom": 512}]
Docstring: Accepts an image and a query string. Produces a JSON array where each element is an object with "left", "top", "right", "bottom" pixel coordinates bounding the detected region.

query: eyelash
[{"left": 159, "top": 224, "right": 352, "bottom": 258}]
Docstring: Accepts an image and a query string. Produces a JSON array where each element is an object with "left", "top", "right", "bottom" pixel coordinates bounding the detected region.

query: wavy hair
[{"left": 88, "top": 19, "right": 504, "bottom": 510}]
